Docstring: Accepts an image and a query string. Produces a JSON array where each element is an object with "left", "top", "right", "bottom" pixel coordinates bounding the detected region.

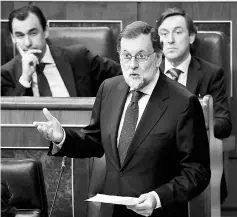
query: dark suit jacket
[
  {"left": 1, "top": 44, "right": 121, "bottom": 97},
  {"left": 49, "top": 73, "right": 211, "bottom": 217},
  {"left": 161, "top": 56, "right": 232, "bottom": 139}
]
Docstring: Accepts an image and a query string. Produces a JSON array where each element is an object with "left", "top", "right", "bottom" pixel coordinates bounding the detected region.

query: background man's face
[
  {"left": 120, "top": 33, "right": 160, "bottom": 90},
  {"left": 11, "top": 12, "right": 48, "bottom": 58},
  {"left": 158, "top": 15, "right": 195, "bottom": 64}
]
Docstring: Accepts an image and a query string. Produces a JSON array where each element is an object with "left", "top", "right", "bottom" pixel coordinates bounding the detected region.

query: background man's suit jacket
[
  {"left": 49, "top": 73, "right": 211, "bottom": 217},
  {"left": 161, "top": 56, "right": 232, "bottom": 139},
  {"left": 1, "top": 44, "right": 121, "bottom": 97}
]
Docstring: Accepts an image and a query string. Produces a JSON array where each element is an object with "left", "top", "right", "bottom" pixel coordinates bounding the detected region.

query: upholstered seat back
[
  {"left": 1, "top": 27, "right": 14, "bottom": 65},
  {"left": 1, "top": 26, "right": 118, "bottom": 65},
  {"left": 48, "top": 26, "right": 117, "bottom": 61},
  {"left": 192, "top": 31, "right": 230, "bottom": 96},
  {"left": 1, "top": 158, "right": 48, "bottom": 217}
]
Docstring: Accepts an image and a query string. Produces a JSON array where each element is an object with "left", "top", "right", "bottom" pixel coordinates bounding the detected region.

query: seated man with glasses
[{"left": 34, "top": 21, "right": 210, "bottom": 217}]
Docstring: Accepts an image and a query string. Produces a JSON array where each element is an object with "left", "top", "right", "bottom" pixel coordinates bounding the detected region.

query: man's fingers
[
  {"left": 33, "top": 121, "right": 45, "bottom": 127},
  {"left": 16, "top": 42, "right": 42, "bottom": 57},
  {"left": 28, "top": 49, "right": 42, "bottom": 54},
  {"left": 48, "top": 128, "right": 53, "bottom": 139},
  {"left": 43, "top": 108, "right": 55, "bottom": 121},
  {"left": 137, "top": 195, "right": 147, "bottom": 204},
  {"left": 27, "top": 55, "right": 39, "bottom": 68}
]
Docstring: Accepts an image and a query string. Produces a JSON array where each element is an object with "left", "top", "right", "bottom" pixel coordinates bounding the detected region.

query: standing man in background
[
  {"left": 157, "top": 7, "right": 232, "bottom": 203},
  {"left": 1, "top": 5, "right": 121, "bottom": 97},
  {"left": 33, "top": 21, "right": 210, "bottom": 217}
]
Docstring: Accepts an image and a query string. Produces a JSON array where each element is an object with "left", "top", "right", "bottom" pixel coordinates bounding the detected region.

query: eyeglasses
[{"left": 120, "top": 51, "right": 155, "bottom": 63}]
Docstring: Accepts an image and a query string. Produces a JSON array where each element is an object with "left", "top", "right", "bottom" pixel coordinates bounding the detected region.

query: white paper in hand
[{"left": 85, "top": 194, "right": 139, "bottom": 205}]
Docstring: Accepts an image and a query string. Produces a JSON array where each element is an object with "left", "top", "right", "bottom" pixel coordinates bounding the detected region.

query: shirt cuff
[
  {"left": 19, "top": 76, "right": 31, "bottom": 88},
  {"left": 151, "top": 191, "right": 161, "bottom": 209},
  {"left": 51, "top": 128, "right": 66, "bottom": 154}
]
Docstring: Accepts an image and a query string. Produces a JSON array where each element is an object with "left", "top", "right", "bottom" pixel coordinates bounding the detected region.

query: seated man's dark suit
[
  {"left": 161, "top": 56, "right": 232, "bottom": 203},
  {"left": 1, "top": 44, "right": 121, "bottom": 97},
  {"left": 49, "top": 73, "right": 211, "bottom": 217},
  {"left": 161, "top": 56, "right": 232, "bottom": 139}
]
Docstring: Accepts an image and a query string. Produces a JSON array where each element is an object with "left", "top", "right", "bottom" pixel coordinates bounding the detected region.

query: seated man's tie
[
  {"left": 36, "top": 63, "right": 52, "bottom": 96},
  {"left": 118, "top": 90, "right": 144, "bottom": 166},
  {"left": 167, "top": 68, "right": 182, "bottom": 81}
]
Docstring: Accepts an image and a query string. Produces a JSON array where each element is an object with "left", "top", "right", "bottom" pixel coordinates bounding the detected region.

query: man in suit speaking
[
  {"left": 1, "top": 5, "right": 121, "bottom": 97},
  {"left": 33, "top": 21, "right": 210, "bottom": 217}
]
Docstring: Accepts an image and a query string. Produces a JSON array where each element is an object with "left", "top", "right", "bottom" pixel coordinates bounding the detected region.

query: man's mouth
[
  {"left": 130, "top": 73, "right": 140, "bottom": 78},
  {"left": 167, "top": 47, "right": 177, "bottom": 51}
]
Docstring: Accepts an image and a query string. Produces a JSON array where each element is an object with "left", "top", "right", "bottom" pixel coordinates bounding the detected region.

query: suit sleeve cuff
[
  {"left": 151, "top": 191, "right": 161, "bottom": 209},
  {"left": 52, "top": 129, "right": 66, "bottom": 154},
  {"left": 19, "top": 76, "right": 32, "bottom": 88}
]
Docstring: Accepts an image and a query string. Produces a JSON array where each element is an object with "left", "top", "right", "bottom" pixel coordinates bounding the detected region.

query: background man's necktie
[
  {"left": 167, "top": 68, "right": 183, "bottom": 81},
  {"left": 118, "top": 90, "right": 143, "bottom": 166},
  {"left": 36, "top": 63, "right": 52, "bottom": 96}
]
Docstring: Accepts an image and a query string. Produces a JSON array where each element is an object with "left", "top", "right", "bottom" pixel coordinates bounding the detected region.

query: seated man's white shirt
[
  {"left": 164, "top": 53, "right": 191, "bottom": 86},
  {"left": 54, "top": 69, "right": 162, "bottom": 208},
  {"left": 19, "top": 44, "right": 70, "bottom": 97}
]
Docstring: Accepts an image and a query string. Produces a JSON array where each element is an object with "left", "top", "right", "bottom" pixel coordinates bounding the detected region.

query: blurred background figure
[{"left": 1, "top": 181, "right": 17, "bottom": 217}]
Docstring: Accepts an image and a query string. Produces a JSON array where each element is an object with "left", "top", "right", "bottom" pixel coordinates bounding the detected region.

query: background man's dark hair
[
  {"left": 117, "top": 21, "right": 162, "bottom": 53},
  {"left": 156, "top": 7, "right": 197, "bottom": 36},
  {"left": 8, "top": 5, "right": 47, "bottom": 34}
]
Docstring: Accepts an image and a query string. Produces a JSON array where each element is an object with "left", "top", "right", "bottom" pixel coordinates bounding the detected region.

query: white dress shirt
[
  {"left": 19, "top": 44, "right": 70, "bottom": 97},
  {"left": 164, "top": 53, "right": 191, "bottom": 86}
]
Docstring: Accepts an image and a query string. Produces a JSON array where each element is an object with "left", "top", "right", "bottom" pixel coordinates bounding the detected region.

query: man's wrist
[
  {"left": 19, "top": 75, "right": 32, "bottom": 87},
  {"left": 150, "top": 191, "right": 161, "bottom": 209},
  {"left": 53, "top": 129, "right": 66, "bottom": 148}
]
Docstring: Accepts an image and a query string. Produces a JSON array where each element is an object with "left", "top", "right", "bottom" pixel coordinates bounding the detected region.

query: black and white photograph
[{"left": 1, "top": 1, "right": 236, "bottom": 217}]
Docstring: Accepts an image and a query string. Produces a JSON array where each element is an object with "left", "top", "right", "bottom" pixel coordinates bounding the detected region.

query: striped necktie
[{"left": 167, "top": 68, "right": 183, "bottom": 81}]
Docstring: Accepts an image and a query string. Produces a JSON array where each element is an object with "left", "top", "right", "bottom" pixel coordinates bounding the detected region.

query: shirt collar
[
  {"left": 164, "top": 53, "right": 191, "bottom": 74},
  {"left": 40, "top": 44, "right": 55, "bottom": 64},
  {"left": 130, "top": 68, "right": 160, "bottom": 96}
]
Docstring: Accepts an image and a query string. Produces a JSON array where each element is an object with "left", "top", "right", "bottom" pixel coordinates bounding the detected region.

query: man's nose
[
  {"left": 129, "top": 56, "right": 139, "bottom": 69},
  {"left": 167, "top": 33, "right": 175, "bottom": 44},
  {"left": 23, "top": 35, "right": 32, "bottom": 47}
]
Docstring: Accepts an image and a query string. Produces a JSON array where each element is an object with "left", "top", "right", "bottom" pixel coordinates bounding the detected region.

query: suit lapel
[
  {"left": 161, "top": 57, "right": 202, "bottom": 96},
  {"left": 15, "top": 55, "right": 24, "bottom": 81},
  {"left": 109, "top": 80, "right": 130, "bottom": 166},
  {"left": 186, "top": 57, "right": 202, "bottom": 95},
  {"left": 49, "top": 46, "right": 77, "bottom": 97},
  {"left": 121, "top": 73, "right": 169, "bottom": 169}
]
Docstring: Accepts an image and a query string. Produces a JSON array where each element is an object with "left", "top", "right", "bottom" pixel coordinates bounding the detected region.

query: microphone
[{"left": 49, "top": 156, "right": 67, "bottom": 217}]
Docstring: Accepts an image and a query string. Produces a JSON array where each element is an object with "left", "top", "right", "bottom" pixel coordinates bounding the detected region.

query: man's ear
[
  {"left": 44, "top": 25, "right": 49, "bottom": 39},
  {"left": 189, "top": 33, "right": 196, "bottom": 45},
  {"left": 156, "top": 51, "right": 163, "bottom": 67},
  {"left": 11, "top": 34, "right": 16, "bottom": 44}
]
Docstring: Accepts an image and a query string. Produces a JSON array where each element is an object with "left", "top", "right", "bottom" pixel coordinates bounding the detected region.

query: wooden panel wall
[{"left": 1, "top": 1, "right": 236, "bottom": 216}]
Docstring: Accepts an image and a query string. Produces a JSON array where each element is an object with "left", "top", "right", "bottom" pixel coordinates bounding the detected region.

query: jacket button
[{"left": 120, "top": 172, "right": 123, "bottom": 177}]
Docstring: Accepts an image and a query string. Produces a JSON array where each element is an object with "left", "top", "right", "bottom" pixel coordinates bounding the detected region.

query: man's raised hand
[
  {"left": 16, "top": 43, "right": 42, "bottom": 82},
  {"left": 33, "top": 108, "right": 64, "bottom": 143}
]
